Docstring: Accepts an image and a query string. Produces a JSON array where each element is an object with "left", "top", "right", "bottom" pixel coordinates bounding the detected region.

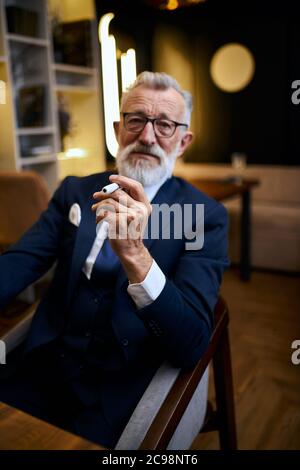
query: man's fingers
[
  {"left": 96, "top": 211, "right": 133, "bottom": 239},
  {"left": 109, "top": 174, "right": 149, "bottom": 205},
  {"left": 92, "top": 197, "right": 130, "bottom": 213},
  {"left": 93, "top": 188, "right": 136, "bottom": 208},
  {"left": 92, "top": 192, "right": 151, "bottom": 217},
  {"left": 95, "top": 203, "right": 136, "bottom": 220}
]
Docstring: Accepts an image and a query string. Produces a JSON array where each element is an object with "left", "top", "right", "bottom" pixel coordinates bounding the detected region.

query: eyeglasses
[{"left": 122, "top": 113, "right": 188, "bottom": 138}]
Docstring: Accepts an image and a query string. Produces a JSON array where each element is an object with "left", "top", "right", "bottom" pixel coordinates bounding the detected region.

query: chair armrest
[
  {"left": 139, "top": 297, "right": 229, "bottom": 450},
  {"left": 0, "top": 301, "right": 38, "bottom": 354},
  {"left": 115, "top": 362, "right": 181, "bottom": 450}
]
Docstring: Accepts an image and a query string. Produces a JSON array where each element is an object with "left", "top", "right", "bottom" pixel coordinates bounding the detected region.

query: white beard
[{"left": 116, "top": 141, "right": 180, "bottom": 187}]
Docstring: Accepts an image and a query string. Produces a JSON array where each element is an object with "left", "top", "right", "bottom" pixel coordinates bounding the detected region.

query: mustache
[{"left": 122, "top": 143, "right": 166, "bottom": 162}]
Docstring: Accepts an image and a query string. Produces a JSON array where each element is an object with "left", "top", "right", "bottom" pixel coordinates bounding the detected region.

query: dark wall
[
  {"left": 95, "top": 0, "right": 300, "bottom": 166},
  {"left": 184, "top": 18, "right": 289, "bottom": 165}
]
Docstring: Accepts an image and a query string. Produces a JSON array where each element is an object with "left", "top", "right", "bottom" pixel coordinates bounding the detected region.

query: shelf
[
  {"left": 17, "top": 127, "right": 55, "bottom": 136},
  {"left": 53, "top": 63, "right": 96, "bottom": 76},
  {"left": 1, "top": 0, "right": 105, "bottom": 193},
  {"left": 20, "top": 155, "right": 57, "bottom": 165},
  {"left": 7, "top": 34, "right": 49, "bottom": 47},
  {"left": 54, "top": 85, "right": 96, "bottom": 94}
]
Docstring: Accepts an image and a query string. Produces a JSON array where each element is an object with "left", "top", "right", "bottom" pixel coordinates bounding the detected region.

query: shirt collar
[{"left": 143, "top": 174, "right": 170, "bottom": 202}]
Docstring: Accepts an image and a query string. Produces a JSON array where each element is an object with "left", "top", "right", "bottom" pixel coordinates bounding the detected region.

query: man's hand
[{"left": 92, "top": 174, "right": 153, "bottom": 283}]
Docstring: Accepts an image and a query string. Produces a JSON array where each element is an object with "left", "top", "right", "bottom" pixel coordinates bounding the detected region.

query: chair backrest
[{"left": 0, "top": 171, "right": 49, "bottom": 252}]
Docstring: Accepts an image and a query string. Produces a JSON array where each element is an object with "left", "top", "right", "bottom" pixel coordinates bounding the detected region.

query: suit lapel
[{"left": 66, "top": 175, "right": 112, "bottom": 306}]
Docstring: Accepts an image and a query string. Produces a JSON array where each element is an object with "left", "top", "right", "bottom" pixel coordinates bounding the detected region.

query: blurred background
[{"left": 0, "top": 0, "right": 299, "bottom": 450}]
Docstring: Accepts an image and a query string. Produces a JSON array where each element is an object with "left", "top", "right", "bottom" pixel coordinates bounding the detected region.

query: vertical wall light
[
  {"left": 120, "top": 49, "right": 137, "bottom": 93},
  {"left": 98, "top": 13, "right": 137, "bottom": 158},
  {"left": 98, "top": 13, "right": 120, "bottom": 158},
  {"left": 0, "top": 80, "right": 6, "bottom": 104}
]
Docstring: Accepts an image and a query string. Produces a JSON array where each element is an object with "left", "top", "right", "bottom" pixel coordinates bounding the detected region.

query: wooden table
[
  {"left": 187, "top": 178, "right": 259, "bottom": 281},
  {"left": 0, "top": 401, "right": 105, "bottom": 450}
]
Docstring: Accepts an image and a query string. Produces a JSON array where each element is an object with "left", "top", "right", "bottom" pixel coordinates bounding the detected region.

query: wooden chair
[
  {"left": 0, "top": 171, "right": 49, "bottom": 253},
  {"left": 0, "top": 171, "right": 49, "bottom": 309},
  {"left": 116, "top": 296, "right": 237, "bottom": 450},
  {"left": 1, "top": 295, "right": 237, "bottom": 450}
]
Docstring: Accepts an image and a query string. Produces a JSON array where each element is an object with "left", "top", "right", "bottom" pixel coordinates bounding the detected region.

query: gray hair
[{"left": 120, "top": 71, "right": 193, "bottom": 126}]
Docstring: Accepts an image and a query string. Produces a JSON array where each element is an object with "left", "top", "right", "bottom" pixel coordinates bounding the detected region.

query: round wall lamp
[{"left": 210, "top": 43, "right": 255, "bottom": 92}]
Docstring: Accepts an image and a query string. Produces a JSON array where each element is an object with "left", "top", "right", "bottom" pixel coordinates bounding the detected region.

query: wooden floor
[{"left": 191, "top": 268, "right": 300, "bottom": 450}]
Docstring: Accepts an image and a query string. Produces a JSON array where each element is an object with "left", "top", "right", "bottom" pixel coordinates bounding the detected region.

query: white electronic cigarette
[{"left": 101, "top": 182, "right": 120, "bottom": 194}]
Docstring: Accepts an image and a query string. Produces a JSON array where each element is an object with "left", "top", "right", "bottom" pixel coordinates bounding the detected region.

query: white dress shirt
[{"left": 82, "top": 176, "right": 168, "bottom": 309}]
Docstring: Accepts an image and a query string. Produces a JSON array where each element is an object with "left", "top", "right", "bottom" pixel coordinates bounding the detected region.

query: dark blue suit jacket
[{"left": 0, "top": 171, "right": 229, "bottom": 429}]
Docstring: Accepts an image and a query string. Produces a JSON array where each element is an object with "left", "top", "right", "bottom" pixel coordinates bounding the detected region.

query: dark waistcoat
[{"left": 47, "top": 242, "right": 124, "bottom": 405}]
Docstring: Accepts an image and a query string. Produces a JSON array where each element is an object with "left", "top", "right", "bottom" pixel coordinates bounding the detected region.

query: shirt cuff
[{"left": 127, "top": 259, "right": 166, "bottom": 309}]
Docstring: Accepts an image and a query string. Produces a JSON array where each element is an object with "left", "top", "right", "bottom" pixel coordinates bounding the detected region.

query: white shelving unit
[
  {"left": 0, "top": 0, "right": 105, "bottom": 193},
  {"left": 7, "top": 33, "right": 49, "bottom": 46},
  {"left": 49, "top": 0, "right": 105, "bottom": 180},
  {"left": 19, "top": 154, "right": 56, "bottom": 165},
  {"left": 16, "top": 126, "right": 55, "bottom": 135},
  {"left": 0, "top": 0, "right": 59, "bottom": 192},
  {"left": 53, "top": 63, "right": 95, "bottom": 74}
]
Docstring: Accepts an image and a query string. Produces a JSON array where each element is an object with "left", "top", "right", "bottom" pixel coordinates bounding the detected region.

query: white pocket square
[{"left": 69, "top": 203, "right": 81, "bottom": 227}]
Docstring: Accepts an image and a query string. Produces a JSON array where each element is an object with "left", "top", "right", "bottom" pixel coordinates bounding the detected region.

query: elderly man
[{"left": 0, "top": 72, "right": 228, "bottom": 448}]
